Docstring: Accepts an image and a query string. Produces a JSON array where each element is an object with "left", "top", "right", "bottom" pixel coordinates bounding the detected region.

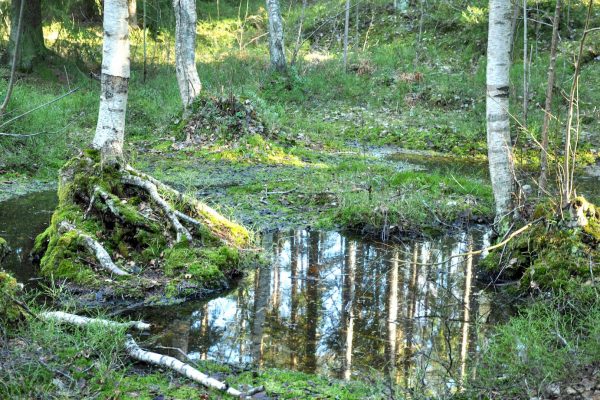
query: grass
[{"left": 470, "top": 289, "right": 600, "bottom": 399}]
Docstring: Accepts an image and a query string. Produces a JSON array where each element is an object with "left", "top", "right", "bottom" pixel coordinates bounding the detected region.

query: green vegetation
[
  {"left": 0, "top": 269, "right": 21, "bottom": 324},
  {"left": 32, "top": 152, "right": 255, "bottom": 305},
  {"left": 0, "top": 0, "right": 599, "bottom": 398}
]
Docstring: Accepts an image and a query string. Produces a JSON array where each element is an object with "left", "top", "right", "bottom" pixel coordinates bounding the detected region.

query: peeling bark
[{"left": 93, "top": 0, "right": 130, "bottom": 164}]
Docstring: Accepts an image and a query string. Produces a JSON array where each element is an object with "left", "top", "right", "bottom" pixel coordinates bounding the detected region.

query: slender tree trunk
[
  {"left": 342, "top": 239, "right": 356, "bottom": 380},
  {"left": 7, "top": 0, "right": 45, "bottom": 72},
  {"left": 486, "top": 0, "right": 516, "bottom": 219},
  {"left": 343, "top": 0, "right": 350, "bottom": 71},
  {"left": 522, "top": 0, "right": 528, "bottom": 128},
  {"left": 266, "top": 0, "right": 287, "bottom": 71},
  {"left": 92, "top": 0, "right": 130, "bottom": 164},
  {"left": 291, "top": 0, "right": 307, "bottom": 65},
  {"left": 0, "top": 0, "right": 24, "bottom": 117},
  {"left": 538, "top": 0, "right": 561, "bottom": 194},
  {"left": 129, "top": 0, "right": 138, "bottom": 27},
  {"left": 173, "top": 0, "right": 202, "bottom": 112}
]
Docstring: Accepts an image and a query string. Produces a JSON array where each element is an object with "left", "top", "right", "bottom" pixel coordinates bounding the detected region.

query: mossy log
[
  {"left": 33, "top": 151, "right": 255, "bottom": 306},
  {"left": 0, "top": 269, "right": 22, "bottom": 323}
]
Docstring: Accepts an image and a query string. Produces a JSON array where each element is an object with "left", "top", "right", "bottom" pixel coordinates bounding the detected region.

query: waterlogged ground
[{"left": 0, "top": 188, "right": 502, "bottom": 397}]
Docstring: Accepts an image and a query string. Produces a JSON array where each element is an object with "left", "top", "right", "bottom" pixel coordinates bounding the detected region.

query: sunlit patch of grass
[{"left": 206, "top": 135, "right": 307, "bottom": 166}]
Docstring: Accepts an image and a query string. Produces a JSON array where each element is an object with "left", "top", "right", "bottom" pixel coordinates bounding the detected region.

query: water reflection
[
  {"left": 0, "top": 190, "right": 57, "bottom": 283},
  {"left": 144, "top": 228, "right": 493, "bottom": 396}
]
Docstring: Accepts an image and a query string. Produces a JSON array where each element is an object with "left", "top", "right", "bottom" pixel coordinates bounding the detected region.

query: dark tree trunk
[{"left": 8, "top": 0, "right": 45, "bottom": 72}]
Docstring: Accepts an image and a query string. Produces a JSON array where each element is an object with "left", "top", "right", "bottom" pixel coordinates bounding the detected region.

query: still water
[
  {"left": 0, "top": 190, "right": 496, "bottom": 396},
  {"left": 139, "top": 229, "right": 494, "bottom": 396}
]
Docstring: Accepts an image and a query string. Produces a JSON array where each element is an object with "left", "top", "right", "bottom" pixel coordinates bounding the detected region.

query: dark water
[
  {"left": 0, "top": 190, "right": 57, "bottom": 283},
  {"left": 138, "top": 229, "right": 495, "bottom": 396}
]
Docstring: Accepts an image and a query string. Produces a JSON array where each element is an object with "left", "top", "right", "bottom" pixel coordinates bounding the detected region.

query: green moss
[
  {"left": 484, "top": 198, "right": 600, "bottom": 292},
  {"left": 0, "top": 269, "right": 21, "bottom": 323},
  {"left": 0, "top": 237, "right": 9, "bottom": 261}
]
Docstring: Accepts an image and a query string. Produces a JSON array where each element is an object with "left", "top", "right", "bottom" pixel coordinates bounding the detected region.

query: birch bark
[
  {"left": 266, "top": 0, "right": 287, "bottom": 71},
  {"left": 173, "top": 0, "right": 202, "bottom": 111},
  {"left": 92, "top": 0, "right": 130, "bottom": 164},
  {"left": 486, "top": 0, "right": 516, "bottom": 219}
]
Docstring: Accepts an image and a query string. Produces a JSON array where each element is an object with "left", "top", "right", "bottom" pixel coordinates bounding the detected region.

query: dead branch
[
  {"left": 40, "top": 311, "right": 150, "bottom": 331},
  {"left": 125, "top": 335, "right": 249, "bottom": 397}
]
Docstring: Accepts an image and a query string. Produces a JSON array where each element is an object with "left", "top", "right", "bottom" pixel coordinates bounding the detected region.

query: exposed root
[
  {"left": 94, "top": 187, "right": 125, "bottom": 222},
  {"left": 40, "top": 311, "right": 150, "bottom": 331},
  {"left": 125, "top": 335, "right": 249, "bottom": 397},
  {"left": 57, "top": 221, "right": 129, "bottom": 276},
  {"left": 122, "top": 174, "right": 192, "bottom": 243},
  {"left": 126, "top": 165, "right": 250, "bottom": 248}
]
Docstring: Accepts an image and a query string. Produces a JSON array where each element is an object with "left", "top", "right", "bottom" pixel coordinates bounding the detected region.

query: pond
[{"left": 1, "top": 190, "right": 499, "bottom": 397}]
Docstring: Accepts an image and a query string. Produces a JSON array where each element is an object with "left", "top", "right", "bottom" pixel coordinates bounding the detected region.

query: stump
[{"left": 33, "top": 150, "right": 256, "bottom": 306}]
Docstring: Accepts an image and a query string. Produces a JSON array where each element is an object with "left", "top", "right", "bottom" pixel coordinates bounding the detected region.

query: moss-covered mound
[
  {"left": 181, "top": 95, "right": 269, "bottom": 145},
  {"left": 482, "top": 197, "right": 600, "bottom": 292},
  {"left": 33, "top": 150, "right": 256, "bottom": 306},
  {"left": 0, "top": 270, "right": 22, "bottom": 324},
  {"left": 0, "top": 237, "right": 9, "bottom": 262}
]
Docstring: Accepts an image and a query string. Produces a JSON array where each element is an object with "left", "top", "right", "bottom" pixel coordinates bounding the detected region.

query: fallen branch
[
  {"left": 58, "top": 221, "right": 129, "bottom": 276},
  {"left": 125, "top": 335, "right": 247, "bottom": 397},
  {"left": 40, "top": 311, "right": 150, "bottom": 331},
  {"left": 122, "top": 174, "right": 192, "bottom": 243}
]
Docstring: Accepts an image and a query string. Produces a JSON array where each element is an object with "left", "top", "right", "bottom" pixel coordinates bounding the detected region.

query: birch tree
[
  {"left": 486, "top": 0, "right": 516, "bottom": 219},
  {"left": 173, "top": 0, "right": 202, "bottom": 112},
  {"left": 92, "top": 0, "right": 130, "bottom": 164},
  {"left": 266, "top": 0, "right": 287, "bottom": 71}
]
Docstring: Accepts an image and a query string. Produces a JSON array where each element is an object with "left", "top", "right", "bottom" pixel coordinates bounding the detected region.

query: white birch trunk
[
  {"left": 41, "top": 311, "right": 150, "bottom": 331},
  {"left": 125, "top": 335, "right": 244, "bottom": 397},
  {"left": 266, "top": 0, "right": 286, "bottom": 71},
  {"left": 486, "top": 0, "right": 516, "bottom": 219},
  {"left": 92, "top": 0, "right": 130, "bottom": 164},
  {"left": 173, "top": 0, "right": 202, "bottom": 111}
]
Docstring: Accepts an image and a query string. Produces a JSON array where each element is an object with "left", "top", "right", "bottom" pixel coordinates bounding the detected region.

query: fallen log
[
  {"left": 125, "top": 335, "right": 248, "bottom": 397},
  {"left": 40, "top": 311, "right": 150, "bottom": 331},
  {"left": 57, "top": 221, "right": 129, "bottom": 276}
]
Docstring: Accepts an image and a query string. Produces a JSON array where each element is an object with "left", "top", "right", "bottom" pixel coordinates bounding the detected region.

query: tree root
[
  {"left": 125, "top": 165, "right": 250, "bottom": 248},
  {"left": 57, "top": 221, "right": 130, "bottom": 276},
  {"left": 125, "top": 334, "right": 256, "bottom": 398},
  {"left": 122, "top": 174, "right": 192, "bottom": 243},
  {"left": 40, "top": 311, "right": 150, "bottom": 331}
]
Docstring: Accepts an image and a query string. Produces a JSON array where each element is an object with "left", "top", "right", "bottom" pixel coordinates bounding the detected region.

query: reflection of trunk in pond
[
  {"left": 271, "top": 239, "right": 281, "bottom": 314},
  {"left": 403, "top": 245, "right": 419, "bottom": 384},
  {"left": 251, "top": 264, "right": 271, "bottom": 367},
  {"left": 199, "top": 303, "right": 209, "bottom": 360},
  {"left": 341, "top": 238, "right": 356, "bottom": 380},
  {"left": 459, "top": 235, "right": 474, "bottom": 388},
  {"left": 304, "top": 231, "right": 320, "bottom": 373},
  {"left": 236, "top": 285, "right": 248, "bottom": 364},
  {"left": 385, "top": 249, "right": 399, "bottom": 383},
  {"left": 163, "top": 318, "right": 191, "bottom": 361},
  {"left": 289, "top": 231, "right": 300, "bottom": 368}
]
